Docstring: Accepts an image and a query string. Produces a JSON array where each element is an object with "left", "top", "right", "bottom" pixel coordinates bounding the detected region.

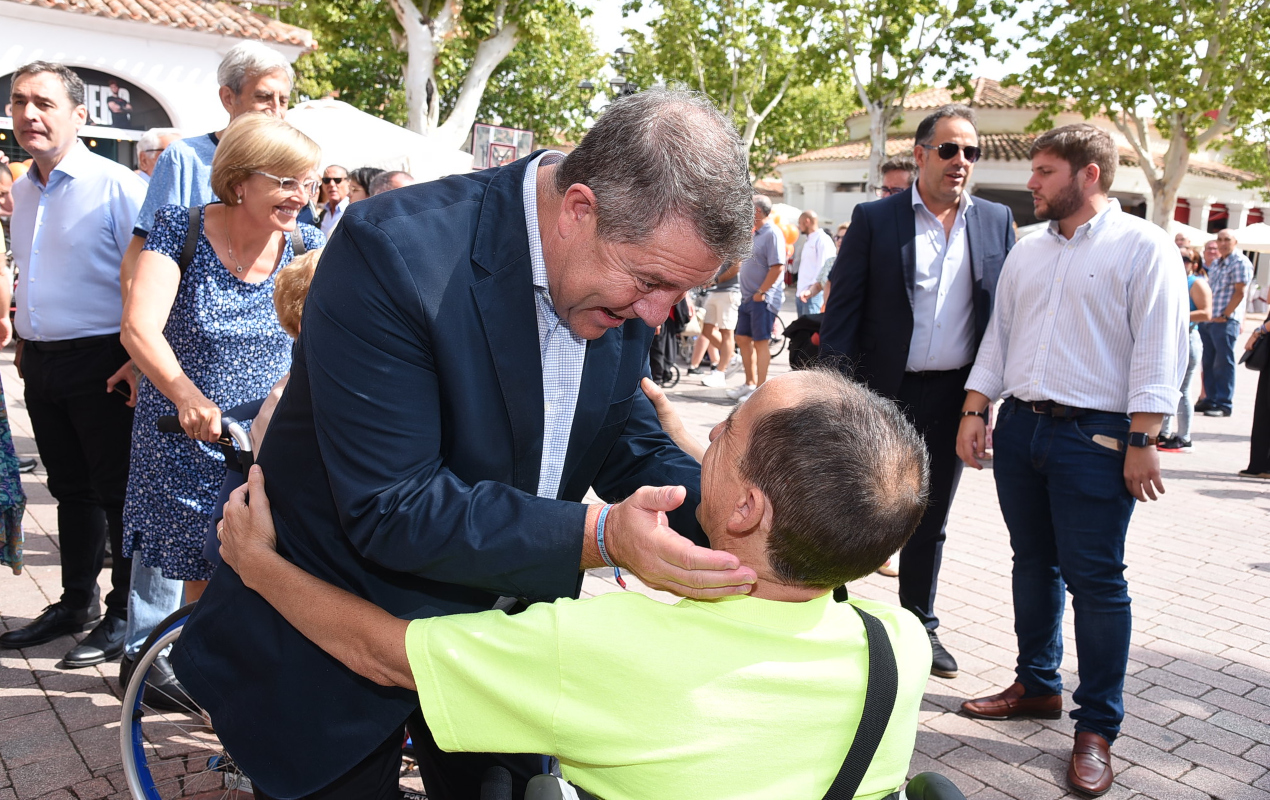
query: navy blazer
[
  {"left": 818, "top": 188, "right": 1015, "bottom": 399},
  {"left": 172, "top": 154, "right": 705, "bottom": 797}
]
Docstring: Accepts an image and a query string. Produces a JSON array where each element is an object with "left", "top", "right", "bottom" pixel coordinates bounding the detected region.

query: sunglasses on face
[
  {"left": 322, "top": 176, "right": 345, "bottom": 185},
  {"left": 921, "top": 142, "right": 982, "bottom": 163}
]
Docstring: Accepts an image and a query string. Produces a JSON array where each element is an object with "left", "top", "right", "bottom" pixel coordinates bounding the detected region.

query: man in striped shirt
[{"left": 954, "top": 124, "right": 1188, "bottom": 797}]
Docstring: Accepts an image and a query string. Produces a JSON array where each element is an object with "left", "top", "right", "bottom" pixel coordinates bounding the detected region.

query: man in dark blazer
[
  {"left": 172, "top": 90, "right": 757, "bottom": 800},
  {"left": 819, "top": 104, "right": 1015, "bottom": 680}
]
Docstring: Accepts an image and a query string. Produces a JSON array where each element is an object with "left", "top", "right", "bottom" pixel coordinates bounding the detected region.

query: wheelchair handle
[{"left": 155, "top": 414, "right": 253, "bottom": 464}]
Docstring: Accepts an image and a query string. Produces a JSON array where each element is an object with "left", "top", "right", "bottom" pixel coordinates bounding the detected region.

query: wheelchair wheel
[
  {"left": 768, "top": 315, "right": 787, "bottom": 358},
  {"left": 659, "top": 364, "right": 680, "bottom": 389},
  {"left": 120, "top": 604, "right": 253, "bottom": 798}
]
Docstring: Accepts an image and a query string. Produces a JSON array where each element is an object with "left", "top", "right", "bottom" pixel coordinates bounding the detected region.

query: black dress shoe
[
  {"left": 928, "top": 629, "right": 959, "bottom": 679},
  {"left": 122, "top": 652, "right": 198, "bottom": 713},
  {"left": 0, "top": 602, "right": 100, "bottom": 649},
  {"left": 63, "top": 613, "right": 126, "bottom": 668}
]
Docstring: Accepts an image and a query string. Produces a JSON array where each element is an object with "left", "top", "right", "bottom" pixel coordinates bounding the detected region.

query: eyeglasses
[
  {"left": 872, "top": 185, "right": 906, "bottom": 198},
  {"left": 253, "top": 170, "right": 319, "bottom": 196},
  {"left": 321, "top": 176, "right": 345, "bottom": 185},
  {"left": 920, "top": 142, "right": 982, "bottom": 163},
  {"left": 141, "top": 148, "right": 166, "bottom": 154}
]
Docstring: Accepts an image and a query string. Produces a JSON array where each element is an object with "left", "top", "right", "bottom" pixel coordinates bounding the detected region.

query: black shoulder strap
[
  {"left": 291, "top": 227, "right": 307, "bottom": 256},
  {"left": 178, "top": 205, "right": 201, "bottom": 276},
  {"left": 822, "top": 605, "right": 900, "bottom": 800}
]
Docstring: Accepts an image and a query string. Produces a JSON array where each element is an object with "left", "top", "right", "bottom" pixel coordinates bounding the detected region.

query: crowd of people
[{"left": 0, "top": 36, "right": 1263, "bottom": 800}]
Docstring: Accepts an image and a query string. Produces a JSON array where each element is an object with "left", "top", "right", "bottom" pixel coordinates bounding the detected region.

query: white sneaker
[
  {"left": 726, "top": 354, "right": 743, "bottom": 376},
  {"left": 726, "top": 383, "right": 756, "bottom": 400},
  {"left": 701, "top": 370, "right": 728, "bottom": 388}
]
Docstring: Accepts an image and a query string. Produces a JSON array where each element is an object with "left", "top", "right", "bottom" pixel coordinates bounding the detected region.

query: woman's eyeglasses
[
  {"left": 920, "top": 142, "right": 983, "bottom": 163},
  {"left": 253, "top": 171, "right": 320, "bottom": 196}
]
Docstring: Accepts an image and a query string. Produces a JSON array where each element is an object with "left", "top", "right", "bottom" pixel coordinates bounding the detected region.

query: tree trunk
[
  {"left": 1150, "top": 130, "right": 1193, "bottom": 229},
  {"left": 434, "top": 18, "right": 521, "bottom": 150},
  {"left": 867, "top": 103, "right": 891, "bottom": 191}
]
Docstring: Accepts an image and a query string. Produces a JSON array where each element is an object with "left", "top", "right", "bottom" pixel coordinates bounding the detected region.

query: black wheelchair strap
[
  {"left": 179, "top": 205, "right": 306, "bottom": 278},
  {"left": 822, "top": 605, "right": 900, "bottom": 800}
]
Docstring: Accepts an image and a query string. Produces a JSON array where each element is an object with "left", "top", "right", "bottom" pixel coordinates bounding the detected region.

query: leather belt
[
  {"left": 1007, "top": 397, "right": 1094, "bottom": 419},
  {"left": 23, "top": 333, "right": 119, "bottom": 353}
]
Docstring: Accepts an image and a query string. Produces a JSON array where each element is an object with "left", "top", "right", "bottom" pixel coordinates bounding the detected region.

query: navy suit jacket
[
  {"left": 172, "top": 154, "right": 705, "bottom": 796},
  {"left": 818, "top": 188, "right": 1015, "bottom": 399}
]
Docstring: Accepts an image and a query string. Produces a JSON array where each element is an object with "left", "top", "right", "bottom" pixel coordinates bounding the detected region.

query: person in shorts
[{"left": 728, "top": 195, "right": 785, "bottom": 402}]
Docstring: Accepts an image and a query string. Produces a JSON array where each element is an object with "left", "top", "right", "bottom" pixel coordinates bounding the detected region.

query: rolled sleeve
[{"left": 1126, "top": 241, "right": 1188, "bottom": 415}]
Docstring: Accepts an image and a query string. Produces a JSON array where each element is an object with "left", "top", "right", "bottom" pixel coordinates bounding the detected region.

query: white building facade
[{"left": 0, "top": 0, "right": 311, "bottom": 167}]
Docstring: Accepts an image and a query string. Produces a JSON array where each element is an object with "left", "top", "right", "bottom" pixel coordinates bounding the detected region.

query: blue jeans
[
  {"left": 124, "top": 558, "right": 184, "bottom": 657},
  {"left": 795, "top": 294, "right": 823, "bottom": 317},
  {"left": 992, "top": 400, "right": 1136, "bottom": 743},
  {"left": 1161, "top": 327, "right": 1201, "bottom": 439},
  {"left": 1199, "top": 319, "right": 1241, "bottom": 412}
]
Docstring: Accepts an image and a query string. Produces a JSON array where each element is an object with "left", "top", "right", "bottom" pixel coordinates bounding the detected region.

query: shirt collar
[
  {"left": 29, "top": 140, "right": 91, "bottom": 187},
  {"left": 912, "top": 183, "right": 973, "bottom": 220},
  {"left": 1046, "top": 197, "right": 1120, "bottom": 241},
  {"left": 524, "top": 150, "right": 567, "bottom": 293}
]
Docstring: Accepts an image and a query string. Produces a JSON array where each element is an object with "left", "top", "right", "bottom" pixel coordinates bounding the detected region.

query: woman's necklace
[{"left": 224, "top": 214, "right": 248, "bottom": 274}]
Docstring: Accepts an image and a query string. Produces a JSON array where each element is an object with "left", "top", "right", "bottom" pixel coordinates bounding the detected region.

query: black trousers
[
  {"left": 649, "top": 318, "right": 682, "bottom": 384},
  {"left": 253, "top": 712, "right": 539, "bottom": 800},
  {"left": 1248, "top": 366, "right": 1270, "bottom": 474},
  {"left": 892, "top": 366, "right": 970, "bottom": 632},
  {"left": 22, "top": 336, "right": 134, "bottom": 615}
]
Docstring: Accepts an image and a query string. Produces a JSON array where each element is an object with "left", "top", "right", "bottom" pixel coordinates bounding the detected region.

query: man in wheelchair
[{"left": 217, "top": 368, "right": 934, "bottom": 800}]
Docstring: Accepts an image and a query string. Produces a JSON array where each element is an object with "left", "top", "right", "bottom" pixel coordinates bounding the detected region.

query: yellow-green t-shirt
[{"left": 405, "top": 592, "right": 931, "bottom": 800}]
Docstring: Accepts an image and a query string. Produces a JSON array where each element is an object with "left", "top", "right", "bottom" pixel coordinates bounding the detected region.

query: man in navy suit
[
  {"left": 172, "top": 90, "right": 757, "bottom": 800},
  {"left": 819, "top": 104, "right": 1015, "bottom": 680}
]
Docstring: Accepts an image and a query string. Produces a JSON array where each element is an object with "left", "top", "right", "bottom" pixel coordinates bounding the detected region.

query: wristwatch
[
  {"left": 1127, "top": 432, "right": 1154, "bottom": 449},
  {"left": 961, "top": 409, "right": 988, "bottom": 420}
]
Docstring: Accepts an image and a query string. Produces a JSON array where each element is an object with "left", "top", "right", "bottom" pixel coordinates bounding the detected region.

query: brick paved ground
[{"left": 2, "top": 310, "right": 1268, "bottom": 799}]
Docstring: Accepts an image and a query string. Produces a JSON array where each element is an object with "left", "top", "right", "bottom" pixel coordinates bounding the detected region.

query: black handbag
[{"left": 1241, "top": 331, "right": 1269, "bottom": 372}]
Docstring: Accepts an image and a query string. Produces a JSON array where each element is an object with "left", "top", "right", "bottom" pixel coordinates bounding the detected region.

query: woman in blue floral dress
[{"left": 121, "top": 114, "right": 324, "bottom": 599}]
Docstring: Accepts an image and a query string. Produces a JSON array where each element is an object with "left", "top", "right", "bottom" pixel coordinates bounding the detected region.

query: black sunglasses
[
  {"left": 921, "top": 142, "right": 982, "bottom": 163},
  {"left": 321, "top": 176, "right": 345, "bottom": 185}
]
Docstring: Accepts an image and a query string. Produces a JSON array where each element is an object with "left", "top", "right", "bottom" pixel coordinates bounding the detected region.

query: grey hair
[
  {"left": 753, "top": 194, "right": 772, "bottom": 217},
  {"left": 138, "top": 127, "right": 182, "bottom": 152},
  {"left": 10, "top": 61, "right": 85, "bottom": 107},
  {"left": 553, "top": 88, "right": 753, "bottom": 266},
  {"left": 217, "top": 42, "right": 295, "bottom": 94},
  {"left": 914, "top": 104, "right": 978, "bottom": 146},
  {"left": 370, "top": 170, "right": 413, "bottom": 195}
]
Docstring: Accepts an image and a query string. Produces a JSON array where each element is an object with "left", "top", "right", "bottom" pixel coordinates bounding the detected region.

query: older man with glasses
[
  {"left": 874, "top": 157, "right": 917, "bottom": 199},
  {"left": 1196, "top": 229, "right": 1252, "bottom": 417},
  {"left": 820, "top": 104, "right": 1016, "bottom": 681}
]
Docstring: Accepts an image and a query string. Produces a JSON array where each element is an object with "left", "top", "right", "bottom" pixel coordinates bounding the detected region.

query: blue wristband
[{"left": 596, "top": 504, "right": 625, "bottom": 588}]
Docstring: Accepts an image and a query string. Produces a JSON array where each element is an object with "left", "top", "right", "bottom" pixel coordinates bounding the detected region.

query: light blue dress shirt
[
  {"left": 907, "top": 187, "right": 976, "bottom": 372},
  {"left": 133, "top": 132, "right": 219, "bottom": 236},
  {"left": 10, "top": 142, "right": 147, "bottom": 341},
  {"left": 523, "top": 151, "right": 586, "bottom": 501}
]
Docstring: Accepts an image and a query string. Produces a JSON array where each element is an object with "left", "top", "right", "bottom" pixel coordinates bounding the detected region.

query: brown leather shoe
[
  {"left": 961, "top": 682, "right": 1062, "bottom": 720},
  {"left": 1068, "top": 732, "right": 1114, "bottom": 796}
]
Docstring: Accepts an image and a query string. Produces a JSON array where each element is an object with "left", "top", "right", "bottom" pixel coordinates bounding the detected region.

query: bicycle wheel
[
  {"left": 768, "top": 315, "right": 787, "bottom": 358},
  {"left": 121, "top": 605, "right": 252, "bottom": 799}
]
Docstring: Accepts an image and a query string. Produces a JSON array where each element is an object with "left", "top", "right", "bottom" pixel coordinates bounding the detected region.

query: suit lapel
[
  {"left": 965, "top": 204, "right": 985, "bottom": 285},
  {"left": 897, "top": 191, "right": 918, "bottom": 310},
  {"left": 470, "top": 154, "right": 546, "bottom": 495},
  {"left": 559, "top": 328, "right": 623, "bottom": 490}
]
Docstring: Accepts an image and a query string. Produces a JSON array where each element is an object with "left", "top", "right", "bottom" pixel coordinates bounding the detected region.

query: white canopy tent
[
  {"left": 285, "top": 98, "right": 473, "bottom": 182},
  {"left": 1226, "top": 222, "right": 1270, "bottom": 253}
]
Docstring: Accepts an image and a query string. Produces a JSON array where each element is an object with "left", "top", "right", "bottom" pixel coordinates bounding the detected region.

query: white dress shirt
[
  {"left": 966, "top": 201, "right": 1188, "bottom": 415},
  {"left": 319, "top": 197, "right": 349, "bottom": 239},
  {"left": 10, "top": 142, "right": 146, "bottom": 341},
  {"left": 907, "top": 187, "right": 976, "bottom": 372},
  {"left": 523, "top": 151, "right": 586, "bottom": 501},
  {"left": 796, "top": 229, "right": 835, "bottom": 295}
]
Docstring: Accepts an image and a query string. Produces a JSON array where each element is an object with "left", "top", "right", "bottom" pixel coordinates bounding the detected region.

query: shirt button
[{"left": 1033, "top": 380, "right": 1039, "bottom": 385}]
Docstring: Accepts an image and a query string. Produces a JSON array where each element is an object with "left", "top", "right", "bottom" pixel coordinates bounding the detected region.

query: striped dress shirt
[
  {"left": 966, "top": 201, "right": 1188, "bottom": 415},
  {"left": 523, "top": 151, "right": 586, "bottom": 501}
]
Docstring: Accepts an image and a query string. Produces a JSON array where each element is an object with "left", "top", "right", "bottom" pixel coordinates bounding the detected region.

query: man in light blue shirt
[
  {"left": 0, "top": 62, "right": 146, "bottom": 668},
  {"left": 728, "top": 194, "right": 785, "bottom": 402}
]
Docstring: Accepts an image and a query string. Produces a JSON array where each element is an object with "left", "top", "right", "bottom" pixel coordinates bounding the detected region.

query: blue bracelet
[{"left": 596, "top": 504, "right": 625, "bottom": 588}]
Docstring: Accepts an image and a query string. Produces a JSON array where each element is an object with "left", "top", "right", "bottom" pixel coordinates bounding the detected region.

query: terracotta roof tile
[
  {"left": 1, "top": 0, "right": 314, "bottom": 48},
  {"left": 849, "top": 78, "right": 1047, "bottom": 119},
  {"left": 784, "top": 132, "right": 1258, "bottom": 183}
]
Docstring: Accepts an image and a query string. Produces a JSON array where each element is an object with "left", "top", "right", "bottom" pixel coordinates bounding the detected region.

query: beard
[{"left": 1034, "top": 177, "right": 1085, "bottom": 221}]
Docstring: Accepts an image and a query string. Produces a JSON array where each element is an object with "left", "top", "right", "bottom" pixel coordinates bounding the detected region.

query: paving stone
[
  {"left": 1137, "top": 685, "right": 1218, "bottom": 720},
  {"left": 68, "top": 777, "right": 112, "bottom": 800},
  {"left": 1166, "top": 659, "right": 1256, "bottom": 696},
  {"left": 1208, "top": 710, "right": 1270, "bottom": 745},
  {"left": 1110, "top": 735, "right": 1191, "bottom": 781},
  {"left": 1201, "top": 688, "right": 1270, "bottom": 724},
  {"left": 1174, "top": 741, "right": 1267, "bottom": 784},
  {"left": 0, "top": 710, "right": 77, "bottom": 770},
  {"left": 7, "top": 753, "right": 88, "bottom": 800},
  {"left": 1179, "top": 766, "right": 1270, "bottom": 800},
  {"left": 1117, "top": 766, "right": 1209, "bottom": 799},
  {"left": 1168, "top": 715, "right": 1256, "bottom": 755}
]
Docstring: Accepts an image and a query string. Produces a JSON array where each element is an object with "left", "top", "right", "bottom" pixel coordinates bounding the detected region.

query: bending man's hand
[
  {"left": 599, "top": 485, "right": 756, "bottom": 599},
  {"left": 218, "top": 465, "right": 279, "bottom": 582},
  {"left": 640, "top": 377, "right": 704, "bottom": 462}
]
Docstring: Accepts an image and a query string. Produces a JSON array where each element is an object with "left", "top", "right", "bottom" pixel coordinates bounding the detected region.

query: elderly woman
[{"left": 120, "top": 113, "right": 325, "bottom": 601}]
